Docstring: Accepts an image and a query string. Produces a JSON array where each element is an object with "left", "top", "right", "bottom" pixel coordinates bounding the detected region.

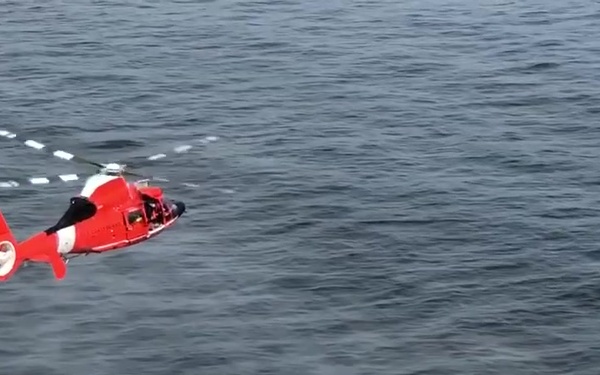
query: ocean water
[{"left": 1, "top": 0, "right": 600, "bottom": 374}]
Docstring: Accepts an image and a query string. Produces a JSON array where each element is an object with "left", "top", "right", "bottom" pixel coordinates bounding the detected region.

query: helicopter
[{"left": 0, "top": 129, "right": 218, "bottom": 282}]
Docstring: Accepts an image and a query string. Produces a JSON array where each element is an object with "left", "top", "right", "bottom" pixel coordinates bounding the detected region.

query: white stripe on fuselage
[
  {"left": 80, "top": 174, "right": 118, "bottom": 198},
  {"left": 56, "top": 226, "right": 76, "bottom": 254}
]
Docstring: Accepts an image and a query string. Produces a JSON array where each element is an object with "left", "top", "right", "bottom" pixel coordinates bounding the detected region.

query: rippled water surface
[{"left": 1, "top": 1, "right": 600, "bottom": 374}]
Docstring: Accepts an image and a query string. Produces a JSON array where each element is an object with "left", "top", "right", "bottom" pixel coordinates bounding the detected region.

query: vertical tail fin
[{"left": 0, "top": 211, "right": 22, "bottom": 281}]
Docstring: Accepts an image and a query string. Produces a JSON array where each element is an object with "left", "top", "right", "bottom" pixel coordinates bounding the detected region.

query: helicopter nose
[{"left": 172, "top": 201, "right": 186, "bottom": 217}]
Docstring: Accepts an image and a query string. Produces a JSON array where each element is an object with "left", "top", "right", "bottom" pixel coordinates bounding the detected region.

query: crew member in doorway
[{"left": 142, "top": 194, "right": 164, "bottom": 227}]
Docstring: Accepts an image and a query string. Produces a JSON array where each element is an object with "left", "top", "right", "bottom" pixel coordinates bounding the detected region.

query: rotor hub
[{"left": 103, "top": 163, "right": 124, "bottom": 175}]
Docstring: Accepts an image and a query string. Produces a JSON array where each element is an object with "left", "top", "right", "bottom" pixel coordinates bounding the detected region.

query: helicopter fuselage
[{"left": 0, "top": 173, "right": 186, "bottom": 281}]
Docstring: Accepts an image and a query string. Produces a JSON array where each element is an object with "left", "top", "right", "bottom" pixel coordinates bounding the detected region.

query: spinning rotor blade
[
  {"left": 0, "top": 173, "right": 82, "bottom": 188},
  {"left": 0, "top": 129, "right": 218, "bottom": 168},
  {"left": 136, "top": 135, "right": 219, "bottom": 187},
  {"left": 0, "top": 129, "right": 106, "bottom": 170},
  {"left": 0, "top": 173, "right": 200, "bottom": 189},
  {"left": 131, "top": 136, "right": 219, "bottom": 164},
  {"left": 0, "top": 128, "right": 158, "bottom": 179},
  {"left": 0, "top": 128, "right": 219, "bottom": 189},
  {"left": 0, "top": 129, "right": 154, "bottom": 181}
]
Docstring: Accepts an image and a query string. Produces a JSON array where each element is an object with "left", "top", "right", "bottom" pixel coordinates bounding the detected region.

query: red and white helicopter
[{"left": 0, "top": 129, "right": 217, "bottom": 282}]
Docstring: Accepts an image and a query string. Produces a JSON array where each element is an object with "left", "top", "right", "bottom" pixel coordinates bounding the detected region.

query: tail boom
[{"left": 0, "top": 211, "right": 67, "bottom": 281}]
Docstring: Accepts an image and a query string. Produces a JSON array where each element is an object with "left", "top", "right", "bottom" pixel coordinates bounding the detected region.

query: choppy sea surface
[{"left": 1, "top": 1, "right": 600, "bottom": 374}]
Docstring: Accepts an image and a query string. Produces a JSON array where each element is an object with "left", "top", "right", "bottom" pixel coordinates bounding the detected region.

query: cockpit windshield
[{"left": 44, "top": 197, "right": 97, "bottom": 234}]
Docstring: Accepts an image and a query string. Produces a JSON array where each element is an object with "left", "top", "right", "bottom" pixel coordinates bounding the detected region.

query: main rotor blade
[
  {"left": 0, "top": 128, "right": 217, "bottom": 189},
  {"left": 0, "top": 129, "right": 218, "bottom": 172},
  {"left": 114, "top": 135, "right": 219, "bottom": 184},
  {"left": 0, "top": 173, "right": 200, "bottom": 189},
  {"left": 0, "top": 129, "right": 105, "bottom": 169},
  {"left": 137, "top": 136, "right": 219, "bottom": 163},
  {"left": 0, "top": 173, "right": 83, "bottom": 188},
  {"left": 121, "top": 135, "right": 219, "bottom": 186},
  {"left": 0, "top": 129, "right": 152, "bottom": 181}
]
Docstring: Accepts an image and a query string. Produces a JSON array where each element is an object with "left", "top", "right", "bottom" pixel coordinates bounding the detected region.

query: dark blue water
[{"left": 1, "top": 1, "right": 600, "bottom": 374}]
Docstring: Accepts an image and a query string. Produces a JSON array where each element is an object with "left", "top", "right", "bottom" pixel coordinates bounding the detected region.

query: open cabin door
[{"left": 123, "top": 207, "right": 147, "bottom": 240}]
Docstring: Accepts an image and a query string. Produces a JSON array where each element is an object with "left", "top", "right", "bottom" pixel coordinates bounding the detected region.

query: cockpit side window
[
  {"left": 127, "top": 209, "right": 144, "bottom": 225},
  {"left": 44, "top": 197, "right": 97, "bottom": 234}
]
